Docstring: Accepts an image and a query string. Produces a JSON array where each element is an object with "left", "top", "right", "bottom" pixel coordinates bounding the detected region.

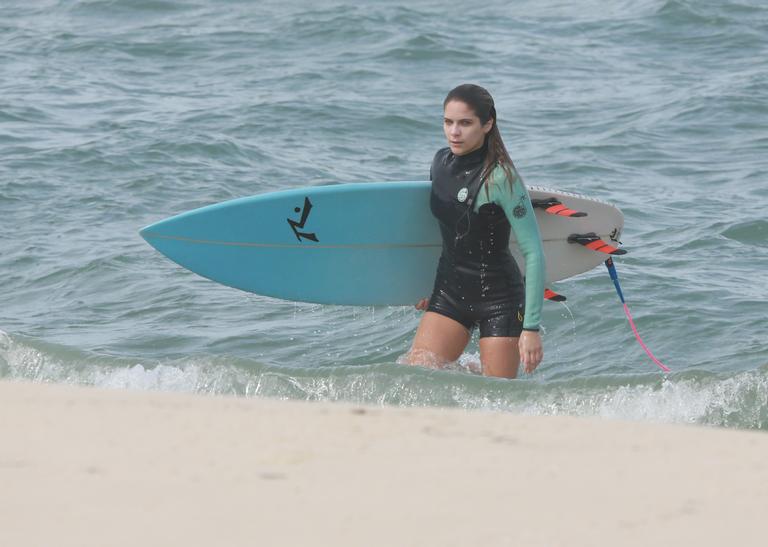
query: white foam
[
  {"left": 0, "top": 332, "right": 244, "bottom": 395},
  {"left": 396, "top": 349, "right": 482, "bottom": 375},
  {"left": 504, "top": 371, "right": 768, "bottom": 428},
  {"left": 94, "top": 363, "right": 198, "bottom": 392}
]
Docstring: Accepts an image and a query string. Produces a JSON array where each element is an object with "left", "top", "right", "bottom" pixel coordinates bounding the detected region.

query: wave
[
  {"left": 721, "top": 219, "right": 768, "bottom": 247},
  {"left": 2, "top": 330, "right": 765, "bottom": 430}
]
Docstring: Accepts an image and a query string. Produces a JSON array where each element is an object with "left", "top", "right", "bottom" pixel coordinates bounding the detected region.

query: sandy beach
[{"left": 0, "top": 380, "right": 765, "bottom": 547}]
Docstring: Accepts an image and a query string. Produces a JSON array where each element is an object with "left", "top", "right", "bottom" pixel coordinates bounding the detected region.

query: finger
[
  {"left": 528, "top": 349, "right": 539, "bottom": 365},
  {"left": 522, "top": 354, "right": 532, "bottom": 374},
  {"left": 524, "top": 351, "right": 541, "bottom": 373},
  {"left": 518, "top": 349, "right": 529, "bottom": 373}
]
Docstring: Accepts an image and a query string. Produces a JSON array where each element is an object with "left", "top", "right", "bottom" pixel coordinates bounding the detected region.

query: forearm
[
  {"left": 486, "top": 168, "right": 545, "bottom": 330},
  {"left": 508, "top": 190, "right": 544, "bottom": 329},
  {"left": 519, "top": 235, "right": 545, "bottom": 330}
]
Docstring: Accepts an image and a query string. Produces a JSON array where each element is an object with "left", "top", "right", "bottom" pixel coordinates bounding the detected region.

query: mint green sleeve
[{"left": 475, "top": 166, "right": 545, "bottom": 330}]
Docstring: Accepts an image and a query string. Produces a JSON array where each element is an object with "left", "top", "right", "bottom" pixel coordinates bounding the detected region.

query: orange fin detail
[
  {"left": 568, "top": 232, "right": 627, "bottom": 255},
  {"left": 532, "top": 198, "right": 587, "bottom": 218},
  {"left": 544, "top": 288, "right": 567, "bottom": 302}
]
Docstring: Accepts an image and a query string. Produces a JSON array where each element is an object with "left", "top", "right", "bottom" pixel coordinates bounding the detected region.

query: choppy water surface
[{"left": 1, "top": 0, "right": 766, "bottom": 429}]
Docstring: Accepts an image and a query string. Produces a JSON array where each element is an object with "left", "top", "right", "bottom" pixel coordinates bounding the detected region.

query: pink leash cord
[
  {"left": 622, "top": 302, "right": 671, "bottom": 373},
  {"left": 605, "top": 258, "right": 671, "bottom": 373}
]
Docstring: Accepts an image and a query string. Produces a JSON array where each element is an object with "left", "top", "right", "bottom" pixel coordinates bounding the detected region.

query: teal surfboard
[{"left": 139, "top": 182, "right": 623, "bottom": 305}]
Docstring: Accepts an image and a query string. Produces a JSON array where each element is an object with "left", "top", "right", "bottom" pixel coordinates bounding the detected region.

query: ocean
[{"left": 1, "top": 0, "right": 766, "bottom": 429}]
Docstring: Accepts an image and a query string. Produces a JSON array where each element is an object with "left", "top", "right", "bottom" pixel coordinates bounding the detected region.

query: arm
[
  {"left": 478, "top": 166, "right": 545, "bottom": 372},
  {"left": 481, "top": 165, "right": 546, "bottom": 331}
]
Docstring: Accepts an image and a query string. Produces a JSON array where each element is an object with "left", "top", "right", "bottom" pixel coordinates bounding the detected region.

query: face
[{"left": 443, "top": 100, "right": 493, "bottom": 156}]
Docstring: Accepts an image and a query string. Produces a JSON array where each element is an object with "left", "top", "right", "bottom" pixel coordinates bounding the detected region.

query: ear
[{"left": 482, "top": 117, "right": 494, "bottom": 134}]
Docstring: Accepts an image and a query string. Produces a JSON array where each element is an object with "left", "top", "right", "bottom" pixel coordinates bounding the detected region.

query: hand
[
  {"left": 415, "top": 298, "right": 429, "bottom": 311},
  {"left": 519, "top": 330, "right": 543, "bottom": 374}
]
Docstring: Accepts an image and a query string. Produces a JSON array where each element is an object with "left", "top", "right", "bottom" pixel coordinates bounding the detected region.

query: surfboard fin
[
  {"left": 531, "top": 197, "right": 587, "bottom": 217},
  {"left": 568, "top": 232, "right": 627, "bottom": 255},
  {"left": 544, "top": 288, "right": 566, "bottom": 302}
]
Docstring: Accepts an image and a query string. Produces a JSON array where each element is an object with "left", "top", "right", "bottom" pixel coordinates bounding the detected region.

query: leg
[
  {"left": 477, "top": 299, "right": 525, "bottom": 378},
  {"left": 406, "top": 311, "right": 471, "bottom": 368},
  {"left": 479, "top": 336, "right": 520, "bottom": 378}
]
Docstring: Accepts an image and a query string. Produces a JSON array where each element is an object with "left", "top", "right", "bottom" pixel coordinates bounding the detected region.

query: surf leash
[
  {"left": 604, "top": 257, "right": 670, "bottom": 373},
  {"left": 564, "top": 220, "right": 669, "bottom": 372}
]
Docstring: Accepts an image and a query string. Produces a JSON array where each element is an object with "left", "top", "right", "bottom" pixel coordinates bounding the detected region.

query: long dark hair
[{"left": 443, "top": 84, "right": 517, "bottom": 189}]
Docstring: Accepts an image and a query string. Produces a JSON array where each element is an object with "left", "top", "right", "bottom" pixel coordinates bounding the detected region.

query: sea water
[{"left": 1, "top": 0, "right": 766, "bottom": 429}]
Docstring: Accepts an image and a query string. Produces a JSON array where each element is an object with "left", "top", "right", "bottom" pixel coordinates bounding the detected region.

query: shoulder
[
  {"left": 430, "top": 148, "right": 452, "bottom": 179},
  {"left": 487, "top": 162, "right": 521, "bottom": 192},
  {"left": 432, "top": 147, "right": 451, "bottom": 164}
]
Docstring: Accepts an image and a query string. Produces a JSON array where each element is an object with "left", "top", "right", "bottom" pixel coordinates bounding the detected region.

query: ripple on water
[{"left": 721, "top": 219, "right": 768, "bottom": 247}]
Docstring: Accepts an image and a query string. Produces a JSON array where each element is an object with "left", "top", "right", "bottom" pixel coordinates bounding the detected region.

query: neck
[{"left": 453, "top": 139, "right": 487, "bottom": 166}]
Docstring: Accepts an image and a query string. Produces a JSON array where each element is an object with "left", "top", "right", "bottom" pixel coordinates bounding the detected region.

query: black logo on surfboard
[{"left": 287, "top": 197, "right": 319, "bottom": 242}]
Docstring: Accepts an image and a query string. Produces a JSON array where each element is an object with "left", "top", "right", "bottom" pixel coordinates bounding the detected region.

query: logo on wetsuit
[
  {"left": 513, "top": 194, "right": 527, "bottom": 219},
  {"left": 457, "top": 187, "right": 469, "bottom": 203},
  {"left": 287, "top": 197, "right": 319, "bottom": 242}
]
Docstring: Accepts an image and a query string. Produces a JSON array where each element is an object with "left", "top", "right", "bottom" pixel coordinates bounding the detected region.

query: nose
[{"left": 449, "top": 124, "right": 461, "bottom": 137}]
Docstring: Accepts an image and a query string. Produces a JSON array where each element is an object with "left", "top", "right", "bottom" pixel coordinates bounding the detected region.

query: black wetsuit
[{"left": 427, "top": 144, "right": 527, "bottom": 337}]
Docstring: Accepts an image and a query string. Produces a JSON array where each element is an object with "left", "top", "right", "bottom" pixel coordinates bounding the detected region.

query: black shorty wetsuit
[{"left": 427, "top": 143, "right": 540, "bottom": 338}]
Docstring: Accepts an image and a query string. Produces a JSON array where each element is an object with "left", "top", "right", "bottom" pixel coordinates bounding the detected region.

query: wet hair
[{"left": 443, "top": 84, "right": 517, "bottom": 190}]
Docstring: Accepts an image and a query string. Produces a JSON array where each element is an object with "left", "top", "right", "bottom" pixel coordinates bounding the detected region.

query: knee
[
  {"left": 399, "top": 348, "right": 448, "bottom": 369},
  {"left": 481, "top": 361, "right": 519, "bottom": 379}
]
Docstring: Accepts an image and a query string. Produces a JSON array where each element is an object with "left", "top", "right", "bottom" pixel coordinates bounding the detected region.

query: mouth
[{"left": 450, "top": 141, "right": 463, "bottom": 146}]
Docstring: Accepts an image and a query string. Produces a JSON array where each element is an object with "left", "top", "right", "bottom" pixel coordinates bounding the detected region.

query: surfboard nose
[
  {"left": 140, "top": 206, "right": 204, "bottom": 240},
  {"left": 138, "top": 223, "right": 155, "bottom": 242},
  {"left": 139, "top": 214, "right": 188, "bottom": 251},
  {"left": 139, "top": 218, "right": 170, "bottom": 246}
]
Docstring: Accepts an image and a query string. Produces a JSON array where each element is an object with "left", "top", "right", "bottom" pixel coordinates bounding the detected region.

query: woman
[{"left": 407, "top": 84, "right": 545, "bottom": 378}]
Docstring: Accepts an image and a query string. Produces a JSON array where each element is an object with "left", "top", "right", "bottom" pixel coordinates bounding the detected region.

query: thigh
[
  {"left": 479, "top": 336, "right": 520, "bottom": 378},
  {"left": 407, "top": 311, "right": 471, "bottom": 366}
]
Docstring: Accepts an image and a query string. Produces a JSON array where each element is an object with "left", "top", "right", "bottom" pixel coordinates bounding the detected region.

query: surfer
[{"left": 407, "top": 84, "right": 545, "bottom": 378}]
